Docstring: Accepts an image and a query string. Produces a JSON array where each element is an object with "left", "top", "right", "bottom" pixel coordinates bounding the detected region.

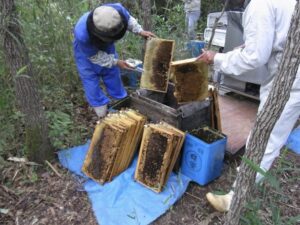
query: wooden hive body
[
  {"left": 171, "top": 58, "right": 208, "bottom": 104},
  {"left": 135, "top": 123, "right": 185, "bottom": 193},
  {"left": 82, "top": 110, "right": 146, "bottom": 184},
  {"left": 140, "top": 38, "right": 175, "bottom": 93}
]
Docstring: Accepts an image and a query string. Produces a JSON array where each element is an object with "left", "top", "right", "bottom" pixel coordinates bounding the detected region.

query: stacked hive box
[
  {"left": 135, "top": 122, "right": 185, "bottom": 193},
  {"left": 82, "top": 109, "right": 147, "bottom": 184},
  {"left": 171, "top": 58, "right": 208, "bottom": 104},
  {"left": 140, "top": 38, "right": 175, "bottom": 93}
]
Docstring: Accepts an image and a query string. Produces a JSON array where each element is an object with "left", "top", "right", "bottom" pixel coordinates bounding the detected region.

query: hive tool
[{"left": 125, "top": 58, "right": 144, "bottom": 73}]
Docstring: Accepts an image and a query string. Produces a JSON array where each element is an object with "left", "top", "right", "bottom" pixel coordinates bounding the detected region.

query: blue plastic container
[
  {"left": 121, "top": 64, "right": 143, "bottom": 88},
  {"left": 286, "top": 127, "right": 300, "bottom": 154},
  {"left": 181, "top": 128, "right": 227, "bottom": 185},
  {"left": 186, "top": 40, "right": 206, "bottom": 58}
]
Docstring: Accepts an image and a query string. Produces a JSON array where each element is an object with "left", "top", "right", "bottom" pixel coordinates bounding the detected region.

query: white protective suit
[{"left": 213, "top": 0, "right": 300, "bottom": 178}]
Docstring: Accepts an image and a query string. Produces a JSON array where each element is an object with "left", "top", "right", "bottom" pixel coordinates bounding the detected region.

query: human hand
[
  {"left": 116, "top": 60, "right": 135, "bottom": 70},
  {"left": 196, "top": 49, "right": 217, "bottom": 65},
  {"left": 139, "top": 30, "right": 157, "bottom": 39}
]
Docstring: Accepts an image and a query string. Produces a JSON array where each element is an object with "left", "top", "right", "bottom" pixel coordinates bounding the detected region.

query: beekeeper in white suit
[
  {"left": 197, "top": 0, "right": 300, "bottom": 212},
  {"left": 184, "top": 0, "right": 201, "bottom": 39}
]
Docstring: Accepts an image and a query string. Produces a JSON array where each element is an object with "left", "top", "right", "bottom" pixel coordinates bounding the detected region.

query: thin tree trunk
[
  {"left": 141, "top": 0, "right": 152, "bottom": 31},
  {"left": 1, "top": 0, "right": 53, "bottom": 162},
  {"left": 224, "top": 2, "right": 300, "bottom": 224},
  {"left": 141, "top": 0, "right": 152, "bottom": 56}
]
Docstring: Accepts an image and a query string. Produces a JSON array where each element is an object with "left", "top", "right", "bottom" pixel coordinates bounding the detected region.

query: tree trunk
[
  {"left": 141, "top": 0, "right": 152, "bottom": 56},
  {"left": 0, "top": 0, "right": 53, "bottom": 163},
  {"left": 141, "top": 0, "right": 152, "bottom": 31},
  {"left": 224, "top": 2, "right": 300, "bottom": 224}
]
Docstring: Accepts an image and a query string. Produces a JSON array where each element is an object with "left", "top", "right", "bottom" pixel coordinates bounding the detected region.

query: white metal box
[
  {"left": 207, "top": 12, "right": 228, "bottom": 28},
  {"left": 204, "top": 28, "right": 226, "bottom": 47}
]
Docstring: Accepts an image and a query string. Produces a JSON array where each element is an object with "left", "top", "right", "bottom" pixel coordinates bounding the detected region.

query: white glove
[{"left": 93, "top": 105, "right": 107, "bottom": 118}]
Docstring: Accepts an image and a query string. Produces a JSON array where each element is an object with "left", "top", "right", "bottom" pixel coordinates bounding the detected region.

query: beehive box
[
  {"left": 82, "top": 109, "right": 146, "bottom": 184},
  {"left": 171, "top": 58, "right": 208, "bottom": 104},
  {"left": 140, "top": 38, "right": 175, "bottom": 92},
  {"left": 135, "top": 122, "right": 185, "bottom": 193},
  {"left": 204, "top": 28, "right": 227, "bottom": 47},
  {"left": 207, "top": 12, "right": 228, "bottom": 28},
  {"left": 111, "top": 83, "right": 211, "bottom": 132}
]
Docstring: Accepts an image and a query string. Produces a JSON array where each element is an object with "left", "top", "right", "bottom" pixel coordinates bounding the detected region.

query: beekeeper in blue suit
[
  {"left": 73, "top": 3, "right": 155, "bottom": 118},
  {"left": 198, "top": 0, "right": 300, "bottom": 212}
]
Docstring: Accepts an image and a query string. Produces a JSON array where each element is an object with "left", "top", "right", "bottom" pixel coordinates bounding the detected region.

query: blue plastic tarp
[
  {"left": 58, "top": 142, "right": 191, "bottom": 225},
  {"left": 286, "top": 126, "right": 300, "bottom": 154}
]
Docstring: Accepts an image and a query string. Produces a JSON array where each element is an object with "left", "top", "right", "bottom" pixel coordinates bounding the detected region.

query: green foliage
[
  {"left": 240, "top": 149, "right": 300, "bottom": 225},
  {"left": 152, "top": 3, "right": 188, "bottom": 60},
  {"left": 116, "top": 32, "right": 144, "bottom": 60},
  {"left": 201, "top": 0, "right": 223, "bottom": 17},
  {"left": 17, "top": 0, "right": 84, "bottom": 88},
  {"left": 241, "top": 200, "right": 264, "bottom": 225},
  {"left": 0, "top": 0, "right": 237, "bottom": 159},
  {"left": 242, "top": 156, "right": 280, "bottom": 190},
  {"left": 46, "top": 110, "right": 75, "bottom": 149}
]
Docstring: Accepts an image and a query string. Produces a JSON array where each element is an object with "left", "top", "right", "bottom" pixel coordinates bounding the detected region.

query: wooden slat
[
  {"left": 170, "top": 57, "right": 197, "bottom": 65},
  {"left": 209, "top": 86, "right": 222, "bottom": 131}
]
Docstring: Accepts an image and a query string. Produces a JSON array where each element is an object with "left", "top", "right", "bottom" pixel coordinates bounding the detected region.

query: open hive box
[
  {"left": 82, "top": 109, "right": 146, "bottom": 184},
  {"left": 171, "top": 58, "right": 208, "bottom": 104},
  {"left": 135, "top": 122, "right": 185, "bottom": 193},
  {"left": 111, "top": 83, "right": 211, "bottom": 131},
  {"left": 140, "top": 38, "right": 175, "bottom": 92}
]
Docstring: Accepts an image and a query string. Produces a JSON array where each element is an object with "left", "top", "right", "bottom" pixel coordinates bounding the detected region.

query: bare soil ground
[{"left": 1, "top": 149, "right": 299, "bottom": 225}]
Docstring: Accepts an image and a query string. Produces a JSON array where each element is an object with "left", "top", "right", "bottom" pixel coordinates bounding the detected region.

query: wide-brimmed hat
[{"left": 87, "top": 5, "right": 128, "bottom": 43}]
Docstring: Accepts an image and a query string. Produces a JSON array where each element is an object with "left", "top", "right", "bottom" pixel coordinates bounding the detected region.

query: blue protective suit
[{"left": 73, "top": 3, "right": 130, "bottom": 107}]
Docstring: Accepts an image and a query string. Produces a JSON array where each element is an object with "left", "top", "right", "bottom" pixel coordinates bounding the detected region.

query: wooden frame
[
  {"left": 140, "top": 38, "right": 175, "bottom": 93},
  {"left": 170, "top": 58, "right": 208, "bottom": 104},
  {"left": 82, "top": 110, "right": 146, "bottom": 184},
  {"left": 135, "top": 122, "right": 185, "bottom": 193}
]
